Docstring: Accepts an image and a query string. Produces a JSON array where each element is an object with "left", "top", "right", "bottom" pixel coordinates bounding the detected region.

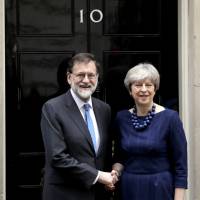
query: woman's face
[{"left": 130, "top": 79, "right": 156, "bottom": 106}]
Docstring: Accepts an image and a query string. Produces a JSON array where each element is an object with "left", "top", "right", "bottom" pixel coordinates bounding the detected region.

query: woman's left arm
[
  {"left": 169, "top": 112, "right": 188, "bottom": 197},
  {"left": 174, "top": 188, "right": 185, "bottom": 200}
]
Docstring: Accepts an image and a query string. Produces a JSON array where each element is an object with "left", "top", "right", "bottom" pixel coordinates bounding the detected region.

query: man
[{"left": 41, "top": 53, "right": 115, "bottom": 200}]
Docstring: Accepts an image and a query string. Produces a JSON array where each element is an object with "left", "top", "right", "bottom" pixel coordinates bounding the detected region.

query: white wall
[
  {"left": 179, "top": 0, "right": 200, "bottom": 199},
  {"left": 188, "top": 0, "right": 200, "bottom": 199}
]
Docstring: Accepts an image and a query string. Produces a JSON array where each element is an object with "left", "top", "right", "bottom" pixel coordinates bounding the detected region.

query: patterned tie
[{"left": 83, "top": 104, "right": 97, "bottom": 153}]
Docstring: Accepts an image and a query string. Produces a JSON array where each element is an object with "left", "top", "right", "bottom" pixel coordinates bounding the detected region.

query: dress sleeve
[
  {"left": 112, "top": 113, "right": 127, "bottom": 165},
  {"left": 169, "top": 111, "right": 188, "bottom": 189}
]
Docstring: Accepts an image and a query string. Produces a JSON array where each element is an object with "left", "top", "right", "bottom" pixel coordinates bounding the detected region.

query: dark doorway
[{"left": 6, "top": 0, "right": 178, "bottom": 199}]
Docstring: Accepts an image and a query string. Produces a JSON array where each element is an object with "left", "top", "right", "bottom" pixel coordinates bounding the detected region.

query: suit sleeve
[
  {"left": 169, "top": 111, "right": 188, "bottom": 189},
  {"left": 41, "top": 102, "right": 98, "bottom": 189}
]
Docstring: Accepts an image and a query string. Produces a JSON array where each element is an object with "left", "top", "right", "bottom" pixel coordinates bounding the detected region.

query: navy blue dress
[{"left": 114, "top": 109, "right": 187, "bottom": 200}]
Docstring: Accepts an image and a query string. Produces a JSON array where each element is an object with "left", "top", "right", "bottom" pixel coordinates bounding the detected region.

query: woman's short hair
[{"left": 124, "top": 63, "right": 160, "bottom": 91}]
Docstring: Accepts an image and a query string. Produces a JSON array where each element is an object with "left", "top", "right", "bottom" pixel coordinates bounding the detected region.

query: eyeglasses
[
  {"left": 72, "top": 73, "right": 97, "bottom": 80},
  {"left": 133, "top": 83, "right": 154, "bottom": 90}
]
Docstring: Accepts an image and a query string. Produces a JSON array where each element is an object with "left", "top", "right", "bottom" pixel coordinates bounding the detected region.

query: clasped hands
[{"left": 98, "top": 170, "right": 120, "bottom": 191}]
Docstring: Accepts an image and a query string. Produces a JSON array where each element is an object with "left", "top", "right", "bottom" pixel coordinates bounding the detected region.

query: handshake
[{"left": 98, "top": 169, "right": 121, "bottom": 191}]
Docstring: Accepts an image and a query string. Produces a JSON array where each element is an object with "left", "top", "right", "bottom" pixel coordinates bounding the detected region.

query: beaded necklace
[{"left": 131, "top": 104, "right": 156, "bottom": 130}]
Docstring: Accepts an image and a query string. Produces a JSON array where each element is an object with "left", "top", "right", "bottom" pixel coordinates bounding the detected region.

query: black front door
[{"left": 6, "top": 0, "right": 178, "bottom": 199}]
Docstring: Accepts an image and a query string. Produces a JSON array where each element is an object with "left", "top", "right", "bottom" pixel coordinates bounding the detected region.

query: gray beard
[{"left": 71, "top": 82, "right": 98, "bottom": 101}]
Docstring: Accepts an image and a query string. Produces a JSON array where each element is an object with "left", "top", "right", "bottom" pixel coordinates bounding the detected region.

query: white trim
[
  {"left": 0, "top": 0, "right": 5, "bottom": 199},
  {"left": 178, "top": 0, "right": 190, "bottom": 199}
]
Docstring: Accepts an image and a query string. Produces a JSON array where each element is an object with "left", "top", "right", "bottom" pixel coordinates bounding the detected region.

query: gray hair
[
  {"left": 67, "top": 53, "right": 101, "bottom": 74},
  {"left": 124, "top": 63, "right": 160, "bottom": 91}
]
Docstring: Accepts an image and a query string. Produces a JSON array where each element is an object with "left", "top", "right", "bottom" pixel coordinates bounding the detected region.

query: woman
[{"left": 112, "top": 63, "right": 187, "bottom": 200}]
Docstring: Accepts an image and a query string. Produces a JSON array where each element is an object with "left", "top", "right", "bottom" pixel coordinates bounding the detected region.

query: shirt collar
[{"left": 70, "top": 88, "right": 93, "bottom": 109}]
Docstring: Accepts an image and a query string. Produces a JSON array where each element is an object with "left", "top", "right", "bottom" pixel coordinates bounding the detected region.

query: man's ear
[{"left": 66, "top": 72, "right": 71, "bottom": 85}]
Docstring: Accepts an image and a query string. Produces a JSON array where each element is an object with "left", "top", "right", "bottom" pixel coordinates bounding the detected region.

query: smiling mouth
[
  {"left": 139, "top": 95, "right": 149, "bottom": 97},
  {"left": 80, "top": 84, "right": 91, "bottom": 88}
]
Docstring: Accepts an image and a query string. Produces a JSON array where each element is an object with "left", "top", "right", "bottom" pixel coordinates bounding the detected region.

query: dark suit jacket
[{"left": 41, "top": 91, "right": 112, "bottom": 200}]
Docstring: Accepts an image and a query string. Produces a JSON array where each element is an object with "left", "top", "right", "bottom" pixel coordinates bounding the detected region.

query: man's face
[{"left": 67, "top": 61, "right": 98, "bottom": 101}]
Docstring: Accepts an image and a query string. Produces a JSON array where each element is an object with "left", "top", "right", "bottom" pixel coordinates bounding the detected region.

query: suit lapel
[
  {"left": 92, "top": 99, "right": 104, "bottom": 155},
  {"left": 64, "top": 91, "right": 95, "bottom": 153}
]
